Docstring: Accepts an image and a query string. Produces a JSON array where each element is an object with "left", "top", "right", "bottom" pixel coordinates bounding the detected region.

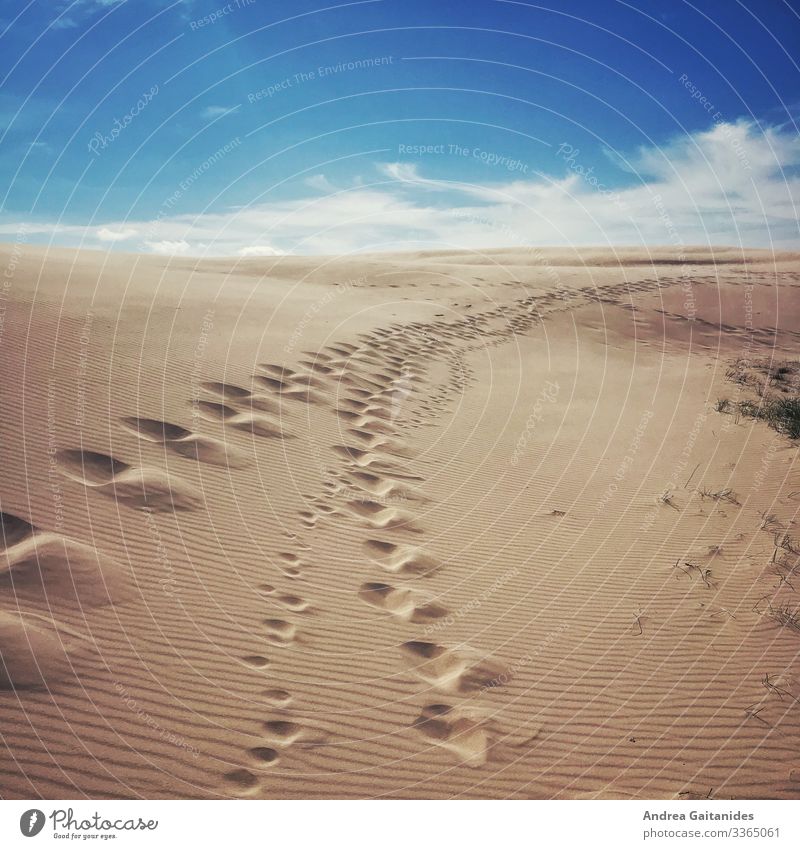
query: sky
[{"left": 0, "top": 0, "right": 798, "bottom": 255}]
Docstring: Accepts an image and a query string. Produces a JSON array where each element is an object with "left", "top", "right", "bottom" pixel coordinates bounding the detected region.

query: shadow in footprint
[
  {"left": 358, "top": 582, "right": 448, "bottom": 624},
  {"left": 263, "top": 618, "right": 297, "bottom": 647},
  {"left": 400, "top": 640, "right": 509, "bottom": 694},
  {"left": 121, "top": 416, "right": 249, "bottom": 469},
  {"left": 0, "top": 511, "right": 130, "bottom": 609},
  {"left": 413, "top": 703, "right": 540, "bottom": 767},
  {"left": 0, "top": 610, "right": 97, "bottom": 691},
  {"left": 196, "top": 402, "right": 289, "bottom": 440},
  {"left": 58, "top": 449, "right": 199, "bottom": 512},
  {"left": 364, "top": 540, "right": 441, "bottom": 577}
]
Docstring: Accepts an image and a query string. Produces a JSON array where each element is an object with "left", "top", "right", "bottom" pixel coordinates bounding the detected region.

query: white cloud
[
  {"left": 97, "top": 226, "right": 137, "bottom": 241},
  {"left": 305, "top": 174, "right": 335, "bottom": 192},
  {"left": 3, "top": 119, "right": 798, "bottom": 255},
  {"left": 53, "top": 0, "right": 182, "bottom": 30},
  {"left": 144, "top": 240, "right": 191, "bottom": 254},
  {"left": 238, "top": 245, "right": 285, "bottom": 257},
  {"left": 380, "top": 162, "right": 450, "bottom": 190}
]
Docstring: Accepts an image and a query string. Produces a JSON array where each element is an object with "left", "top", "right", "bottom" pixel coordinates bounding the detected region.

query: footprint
[
  {"left": 121, "top": 416, "right": 248, "bottom": 469},
  {"left": 348, "top": 472, "right": 426, "bottom": 504},
  {"left": 331, "top": 445, "right": 380, "bottom": 466},
  {"left": 364, "top": 539, "right": 442, "bottom": 577},
  {"left": 261, "top": 688, "right": 292, "bottom": 706},
  {"left": 297, "top": 359, "right": 339, "bottom": 376},
  {"left": 263, "top": 618, "right": 297, "bottom": 647},
  {"left": 0, "top": 512, "right": 37, "bottom": 548},
  {"left": 58, "top": 449, "right": 198, "bottom": 512},
  {"left": 0, "top": 512, "right": 130, "bottom": 609},
  {"left": 338, "top": 400, "right": 371, "bottom": 413},
  {"left": 277, "top": 552, "right": 301, "bottom": 564},
  {"left": 257, "top": 364, "right": 296, "bottom": 380},
  {"left": 262, "top": 719, "right": 302, "bottom": 744},
  {"left": 335, "top": 409, "right": 368, "bottom": 424},
  {"left": 121, "top": 418, "right": 191, "bottom": 442},
  {"left": 262, "top": 716, "right": 328, "bottom": 749},
  {"left": 253, "top": 374, "right": 324, "bottom": 404},
  {"left": 196, "top": 402, "right": 289, "bottom": 440},
  {"left": 399, "top": 641, "right": 509, "bottom": 694},
  {"left": 346, "top": 432, "right": 414, "bottom": 458},
  {"left": 345, "top": 500, "right": 423, "bottom": 533},
  {"left": 411, "top": 703, "right": 494, "bottom": 767},
  {"left": 222, "top": 768, "right": 261, "bottom": 793},
  {"left": 358, "top": 581, "right": 448, "bottom": 624},
  {"left": 271, "top": 593, "right": 311, "bottom": 613},
  {"left": 328, "top": 343, "right": 359, "bottom": 356},
  {"left": 298, "top": 510, "right": 317, "bottom": 528},
  {"left": 201, "top": 382, "right": 282, "bottom": 414},
  {"left": 200, "top": 381, "right": 253, "bottom": 401},
  {"left": 355, "top": 416, "right": 398, "bottom": 435},
  {"left": 58, "top": 449, "right": 126, "bottom": 485},
  {"left": 247, "top": 746, "right": 280, "bottom": 766},
  {"left": 0, "top": 610, "right": 97, "bottom": 691}
]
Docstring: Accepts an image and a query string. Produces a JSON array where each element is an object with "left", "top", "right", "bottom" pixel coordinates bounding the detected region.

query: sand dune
[{"left": 1, "top": 244, "right": 799, "bottom": 798}]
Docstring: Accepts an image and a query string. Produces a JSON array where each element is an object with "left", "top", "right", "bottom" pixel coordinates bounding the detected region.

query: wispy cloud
[
  {"left": 238, "top": 245, "right": 285, "bottom": 257},
  {"left": 51, "top": 0, "right": 172, "bottom": 30},
  {"left": 200, "top": 105, "right": 240, "bottom": 119},
  {"left": 3, "top": 120, "right": 798, "bottom": 255},
  {"left": 50, "top": 0, "right": 123, "bottom": 31},
  {"left": 304, "top": 174, "right": 335, "bottom": 193},
  {"left": 50, "top": 16, "right": 79, "bottom": 30}
]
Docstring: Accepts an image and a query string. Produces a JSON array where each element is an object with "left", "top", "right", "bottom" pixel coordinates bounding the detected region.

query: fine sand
[{"left": 1, "top": 244, "right": 799, "bottom": 799}]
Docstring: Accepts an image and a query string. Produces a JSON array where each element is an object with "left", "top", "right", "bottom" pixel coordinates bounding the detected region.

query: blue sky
[{"left": 1, "top": 0, "right": 798, "bottom": 254}]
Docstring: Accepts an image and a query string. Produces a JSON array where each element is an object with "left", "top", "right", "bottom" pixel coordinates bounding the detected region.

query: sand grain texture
[{"left": 1, "top": 245, "right": 799, "bottom": 799}]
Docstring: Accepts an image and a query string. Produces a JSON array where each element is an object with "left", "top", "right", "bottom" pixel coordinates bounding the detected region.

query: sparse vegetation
[
  {"left": 767, "top": 601, "right": 800, "bottom": 633},
  {"left": 699, "top": 486, "right": 739, "bottom": 504},
  {"left": 743, "top": 702, "right": 769, "bottom": 726},
  {"left": 759, "top": 511, "right": 783, "bottom": 532},
  {"left": 718, "top": 359, "right": 800, "bottom": 439},
  {"left": 733, "top": 395, "right": 800, "bottom": 439},
  {"left": 761, "top": 672, "right": 797, "bottom": 702},
  {"left": 672, "top": 559, "right": 714, "bottom": 587},
  {"left": 659, "top": 489, "right": 678, "bottom": 509},
  {"left": 777, "top": 532, "right": 799, "bottom": 555},
  {"left": 770, "top": 554, "right": 799, "bottom": 590}
]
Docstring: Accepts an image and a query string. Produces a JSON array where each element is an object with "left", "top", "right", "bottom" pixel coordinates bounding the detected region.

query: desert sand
[{"left": 1, "top": 244, "right": 799, "bottom": 799}]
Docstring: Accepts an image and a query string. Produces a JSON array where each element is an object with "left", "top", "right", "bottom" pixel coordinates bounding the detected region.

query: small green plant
[{"left": 715, "top": 398, "right": 730, "bottom": 413}]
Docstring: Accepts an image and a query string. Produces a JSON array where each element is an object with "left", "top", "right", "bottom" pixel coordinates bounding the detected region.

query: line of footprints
[
  {"left": 45, "top": 295, "right": 580, "bottom": 787},
  {"left": 241, "top": 326, "right": 541, "bottom": 778},
  {"left": 7, "top": 275, "right": 770, "bottom": 781}
]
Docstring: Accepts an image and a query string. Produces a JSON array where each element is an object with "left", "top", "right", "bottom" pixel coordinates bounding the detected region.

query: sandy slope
[{"left": 1, "top": 244, "right": 799, "bottom": 799}]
